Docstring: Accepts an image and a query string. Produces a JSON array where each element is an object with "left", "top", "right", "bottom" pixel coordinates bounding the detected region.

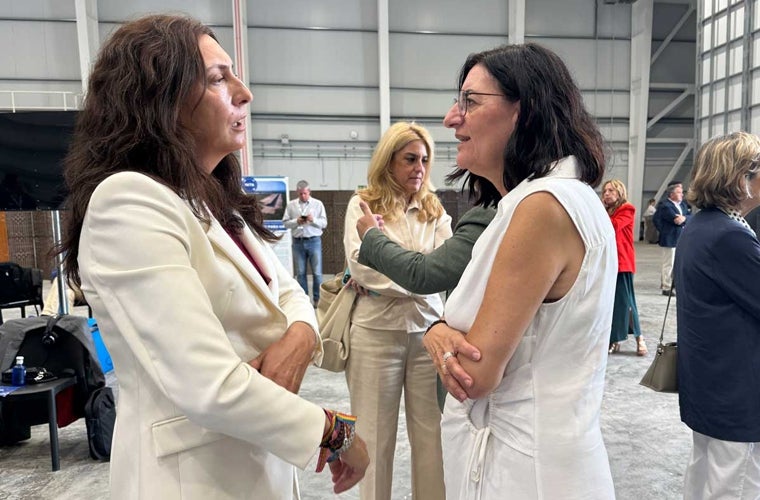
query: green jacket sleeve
[{"left": 357, "top": 205, "right": 496, "bottom": 294}]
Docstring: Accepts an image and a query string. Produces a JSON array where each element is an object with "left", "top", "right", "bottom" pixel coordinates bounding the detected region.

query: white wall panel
[
  {"left": 699, "top": 120, "right": 710, "bottom": 142},
  {"left": 727, "top": 110, "right": 741, "bottom": 131},
  {"left": 251, "top": 86, "right": 379, "bottom": 117},
  {"left": 249, "top": 0, "right": 376, "bottom": 30},
  {"left": 702, "top": 55, "right": 712, "bottom": 81},
  {"left": 702, "top": 20, "right": 713, "bottom": 52},
  {"left": 97, "top": 0, "right": 231, "bottom": 25},
  {"left": 252, "top": 156, "right": 372, "bottom": 191},
  {"left": 0, "top": 1, "right": 74, "bottom": 19},
  {"left": 582, "top": 91, "right": 630, "bottom": 118},
  {"left": 248, "top": 29, "right": 378, "bottom": 86},
  {"left": 596, "top": 122, "right": 629, "bottom": 143},
  {"left": 753, "top": 71, "right": 760, "bottom": 104},
  {"left": 391, "top": 90, "right": 455, "bottom": 120},
  {"left": 252, "top": 119, "right": 380, "bottom": 143},
  {"left": 729, "top": 44, "right": 743, "bottom": 75},
  {"left": 751, "top": 106, "right": 760, "bottom": 133},
  {"left": 596, "top": 3, "right": 631, "bottom": 38},
  {"left": 526, "top": 0, "right": 595, "bottom": 37},
  {"left": 729, "top": 5, "right": 744, "bottom": 40},
  {"left": 715, "top": 13, "right": 727, "bottom": 45},
  {"left": 251, "top": 152, "right": 456, "bottom": 191},
  {"left": 728, "top": 75, "right": 742, "bottom": 109},
  {"left": 700, "top": 86, "right": 711, "bottom": 117},
  {"left": 713, "top": 79, "right": 726, "bottom": 112},
  {"left": 711, "top": 114, "right": 726, "bottom": 134},
  {"left": 533, "top": 38, "right": 631, "bottom": 89},
  {"left": 389, "top": 33, "right": 506, "bottom": 89},
  {"left": 389, "top": 0, "right": 508, "bottom": 34},
  {"left": 754, "top": 36, "right": 760, "bottom": 67},
  {"left": 0, "top": 21, "right": 79, "bottom": 80}
]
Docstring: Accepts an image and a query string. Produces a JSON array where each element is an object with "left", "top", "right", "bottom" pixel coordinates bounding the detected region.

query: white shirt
[{"left": 282, "top": 196, "right": 327, "bottom": 238}]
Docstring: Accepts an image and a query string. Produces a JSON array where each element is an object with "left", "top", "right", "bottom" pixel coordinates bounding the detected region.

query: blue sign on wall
[
  {"left": 242, "top": 176, "right": 288, "bottom": 231},
  {"left": 241, "top": 176, "right": 293, "bottom": 273}
]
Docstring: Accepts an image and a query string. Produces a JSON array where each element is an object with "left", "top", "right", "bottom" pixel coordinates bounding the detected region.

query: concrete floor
[{"left": 0, "top": 241, "right": 690, "bottom": 500}]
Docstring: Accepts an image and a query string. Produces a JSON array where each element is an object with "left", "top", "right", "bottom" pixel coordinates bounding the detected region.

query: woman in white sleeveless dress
[{"left": 423, "top": 44, "right": 617, "bottom": 499}]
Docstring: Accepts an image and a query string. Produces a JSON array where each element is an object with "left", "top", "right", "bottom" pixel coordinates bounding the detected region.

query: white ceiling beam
[
  {"left": 231, "top": 0, "right": 252, "bottom": 175},
  {"left": 628, "top": 0, "right": 654, "bottom": 240},
  {"left": 509, "top": 0, "right": 525, "bottom": 45},
  {"left": 74, "top": 0, "right": 99, "bottom": 96},
  {"left": 377, "top": 0, "right": 390, "bottom": 133}
]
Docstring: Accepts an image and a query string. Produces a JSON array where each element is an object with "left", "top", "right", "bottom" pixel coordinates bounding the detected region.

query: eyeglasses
[{"left": 453, "top": 90, "right": 505, "bottom": 116}]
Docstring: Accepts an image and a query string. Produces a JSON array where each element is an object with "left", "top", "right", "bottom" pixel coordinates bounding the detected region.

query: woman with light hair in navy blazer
[{"left": 674, "top": 131, "right": 760, "bottom": 499}]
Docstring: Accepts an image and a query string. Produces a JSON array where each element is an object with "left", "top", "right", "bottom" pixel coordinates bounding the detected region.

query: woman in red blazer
[{"left": 602, "top": 180, "right": 647, "bottom": 355}]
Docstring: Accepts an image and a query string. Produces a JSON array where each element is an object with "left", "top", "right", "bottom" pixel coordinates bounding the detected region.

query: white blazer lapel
[{"left": 205, "top": 216, "right": 275, "bottom": 298}]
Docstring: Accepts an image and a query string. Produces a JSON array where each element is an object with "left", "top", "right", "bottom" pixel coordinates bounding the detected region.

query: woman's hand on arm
[
  {"left": 423, "top": 321, "right": 481, "bottom": 401},
  {"left": 248, "top": 321, "right": 316, "bottom": 393}
]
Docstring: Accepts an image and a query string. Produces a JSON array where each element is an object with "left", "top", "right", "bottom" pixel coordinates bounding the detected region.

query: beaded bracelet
[{"left": 316, "top": 410, "right": 357, "bottom": 472}]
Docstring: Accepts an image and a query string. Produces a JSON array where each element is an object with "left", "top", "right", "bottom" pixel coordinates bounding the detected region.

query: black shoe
[{"left": 661, "top": 289, "right": 675, "bottom": 296}]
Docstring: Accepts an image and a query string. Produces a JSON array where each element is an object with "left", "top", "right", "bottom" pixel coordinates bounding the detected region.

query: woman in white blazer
[{"left": 58, "top": 15, "right": 367, "bottom": 499}]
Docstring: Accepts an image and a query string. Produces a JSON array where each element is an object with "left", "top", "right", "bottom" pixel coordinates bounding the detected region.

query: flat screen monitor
[{"left": 0, "top": 110, "right": 77, "bottom": 211}]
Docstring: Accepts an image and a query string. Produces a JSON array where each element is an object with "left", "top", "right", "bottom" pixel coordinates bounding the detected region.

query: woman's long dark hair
[
  {"left": 447, "top": 43, "right": 606, "bottom": 207},
  {"left": 59, "top": 15, "right": 274, "bottom": 288}
]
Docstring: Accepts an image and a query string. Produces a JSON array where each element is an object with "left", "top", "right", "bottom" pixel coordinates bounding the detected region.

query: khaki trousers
[{"left": 345, "top": 324, "right": 445, "bottom": 500}]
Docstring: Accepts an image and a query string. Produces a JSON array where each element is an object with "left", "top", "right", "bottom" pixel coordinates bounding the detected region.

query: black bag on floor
[{"left": 84, "top": 386, "right": 115, "bottom": 461}]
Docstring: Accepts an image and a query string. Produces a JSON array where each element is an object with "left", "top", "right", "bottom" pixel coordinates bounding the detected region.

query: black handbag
[
  {"left": 84, "top": 386, "right": 116, "bottom": 461},
  {"left": 639, "top": 284, "right": 678, "bottom": 393}
]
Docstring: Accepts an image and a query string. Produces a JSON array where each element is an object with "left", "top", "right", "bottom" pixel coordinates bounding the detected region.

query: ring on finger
[{"left": 442, "top": 351, "right": 455, "bottom": 363}]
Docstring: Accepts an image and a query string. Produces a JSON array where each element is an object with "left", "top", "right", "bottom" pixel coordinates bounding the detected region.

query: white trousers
[
  {"left": 683, "top": 431, "right": 760, "bottom": 500},
  {"left": 345, "top": 324, "right": 445, "bottom": 500},
  {"left": 661, "top": 246, "right": 675, "bottom": 290}
]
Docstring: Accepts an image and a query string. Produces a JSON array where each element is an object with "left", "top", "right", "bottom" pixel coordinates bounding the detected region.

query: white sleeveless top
[{"left": 442, "top": 156, "right": 617, "bottom": 499}]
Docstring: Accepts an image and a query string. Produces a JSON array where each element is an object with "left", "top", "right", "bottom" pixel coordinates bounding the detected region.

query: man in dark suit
[{"left": 653, "top": 181, "right": 690, "bottom": 295}]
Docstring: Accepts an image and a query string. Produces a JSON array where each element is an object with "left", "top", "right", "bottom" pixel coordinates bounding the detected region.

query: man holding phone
[{"left": 283, "top": 180, "right": 328, "bottom": 305}]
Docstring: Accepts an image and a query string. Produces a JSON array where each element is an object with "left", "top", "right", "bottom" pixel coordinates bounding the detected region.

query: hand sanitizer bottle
[{"left": 11, "top": 356, "right": 26, "bottom": 386}]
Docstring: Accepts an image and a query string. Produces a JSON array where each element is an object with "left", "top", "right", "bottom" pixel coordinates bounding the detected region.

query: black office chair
[{"left": 0, "top": 262, "right": 44, "bottom": 324}]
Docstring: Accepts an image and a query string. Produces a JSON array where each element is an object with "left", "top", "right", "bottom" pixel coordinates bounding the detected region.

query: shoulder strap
[{"left": 658, "top": 282, "right": 675, "bottom": 345}]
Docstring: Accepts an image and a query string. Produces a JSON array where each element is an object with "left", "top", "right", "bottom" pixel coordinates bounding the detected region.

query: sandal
[
  {"left": 636, "top": 336, "right": 648, "bottom": 356},
  {"left": 608, "top": 342, "right": 620, "bottom": 354}
]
